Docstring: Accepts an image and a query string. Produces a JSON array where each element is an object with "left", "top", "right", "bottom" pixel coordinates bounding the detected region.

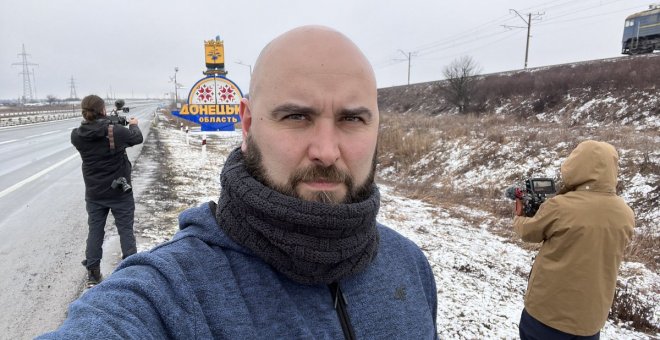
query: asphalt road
[{"left": 0, "top": 101, "right": 160, "bottom": 339}]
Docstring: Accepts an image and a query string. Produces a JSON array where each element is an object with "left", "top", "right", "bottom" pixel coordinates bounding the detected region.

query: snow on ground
[
  {"left": 378, "top": 185, "right": 530, "bottom": 339},
  {"left": 133, "top": 115, "right": 658, "bottom": 339},
  {"left": 378, "top": 185, "right": 658, "bottom": 339}
]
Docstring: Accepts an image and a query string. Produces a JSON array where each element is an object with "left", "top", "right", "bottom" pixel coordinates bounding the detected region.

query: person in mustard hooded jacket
[{"left": 513, "top": 140, "right": 634, "bottom": 339}]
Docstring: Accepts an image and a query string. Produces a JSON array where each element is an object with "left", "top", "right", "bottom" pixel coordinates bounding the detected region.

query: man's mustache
[{"left": 289, "top": 165, "right": 352, "bottom": 188}]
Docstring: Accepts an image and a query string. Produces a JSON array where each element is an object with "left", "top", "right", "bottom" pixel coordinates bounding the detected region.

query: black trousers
[
  {"left": 83, "top": 195, "right": 137, "bottom": 270},
  {"left": 520, "top": 309, "right": 600, "bottom": 340}
]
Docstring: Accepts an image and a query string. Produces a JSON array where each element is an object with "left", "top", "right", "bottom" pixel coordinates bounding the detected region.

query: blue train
[{"left": 622, "top": 4, "right": 660, "bottom": 54}]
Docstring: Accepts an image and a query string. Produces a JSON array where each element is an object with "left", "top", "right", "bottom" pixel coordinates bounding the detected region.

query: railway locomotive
[{"left": 622, "top": 4, "right": 660, "bottom": 54}]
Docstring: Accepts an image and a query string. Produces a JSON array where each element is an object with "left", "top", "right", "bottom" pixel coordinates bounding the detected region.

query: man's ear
[{"left": 239, "top": 97, "right": 252, "bottom": 152}]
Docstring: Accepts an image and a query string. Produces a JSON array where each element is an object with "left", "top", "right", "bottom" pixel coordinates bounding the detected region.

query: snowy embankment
[
  {"left": 378, "top": 187, "right": 659, "bottom": 339},
  {"left": 131, "top": 114, "right": 658, "bottom": 339}
]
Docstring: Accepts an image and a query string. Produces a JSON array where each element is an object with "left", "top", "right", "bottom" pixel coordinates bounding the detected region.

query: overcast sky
[{"left": 0, "top": 0, "right": 655, "bottom": 100}]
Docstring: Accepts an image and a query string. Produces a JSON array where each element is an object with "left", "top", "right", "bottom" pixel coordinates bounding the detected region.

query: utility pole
[
  {"left": 32, "top": 68, "right": 38, "bottom": 101},
  {"left": 69, "top": 76, "right": 78, "bottom": 100},
  {"left": 11, "top": 44, "right": 38, "bottom": 103},
  {"left": 174, "top": 67, "right": 179, "bottom": 105},
  {"left": 504, "top": 9, "right": 543, "bottom": 69},
  {"left": 397, "top": 49, "right": 416, "bottom": 85}
]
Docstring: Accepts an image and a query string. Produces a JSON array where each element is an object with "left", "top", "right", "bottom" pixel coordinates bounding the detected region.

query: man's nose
[{"left": 308, "top": 120, "right": 340, "bottom": 167}]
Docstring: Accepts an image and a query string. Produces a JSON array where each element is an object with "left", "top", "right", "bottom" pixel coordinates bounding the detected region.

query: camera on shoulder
[{"left": 505, "top": 178, "right": 556, "bottom": 217}]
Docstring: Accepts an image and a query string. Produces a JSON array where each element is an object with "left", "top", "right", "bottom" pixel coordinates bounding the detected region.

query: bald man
[{"left": 39, "top": 26, "right": 438, "bottom": 339}]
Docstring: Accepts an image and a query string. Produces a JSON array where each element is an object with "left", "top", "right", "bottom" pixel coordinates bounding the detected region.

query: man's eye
[
  {"left": 284, "top": 114, "right": 307, "bottom": 121},
  {"left": 342, "top": 116, "right": 365, "bottom": 123}
]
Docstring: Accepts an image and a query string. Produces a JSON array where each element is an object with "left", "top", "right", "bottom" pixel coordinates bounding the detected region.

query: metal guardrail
[
  {"left": 0, "top": 111, "right": 80, "bottom": 127},
  {"left": 0, "top": 109, "right": 75, "bottom": 118}
]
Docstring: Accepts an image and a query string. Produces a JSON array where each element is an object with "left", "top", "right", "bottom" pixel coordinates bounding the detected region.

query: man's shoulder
[
  {"left": 139, "top": 202, "right": 244, "bottom": 262},
  {"left": 377, "top": 223, "right": 417, "bottom": 245},
  {"left": 376, "top": 223, "right": 428, "bottom": 263}
]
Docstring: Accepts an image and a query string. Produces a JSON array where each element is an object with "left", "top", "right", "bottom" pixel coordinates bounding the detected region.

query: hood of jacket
[
  {"left": 560, "top": 140, "right": 618, "bottom": 194},
  {"left": 73, "top": 118, "right": 110, "bottom": 141}
]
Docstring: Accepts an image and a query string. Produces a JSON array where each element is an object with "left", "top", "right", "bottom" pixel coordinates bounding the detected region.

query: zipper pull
[
  {"left": 330, "top": 282, "right": 339, "bottom": 309},
  {"left": 330, "top": 282, "right": 348, "bottom": 309}
]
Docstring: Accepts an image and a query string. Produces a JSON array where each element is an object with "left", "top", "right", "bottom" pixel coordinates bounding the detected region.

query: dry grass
[
  {"left": 377, "top": 110, "right": 659, "bottom": 271},
  {"left": 378, "top": 112, "right": 439, "bottom": 171},
  {"left": 609, "top": 282, "right": 658, "bottom": 333},
  {"left": 626, "top": 228, "right": 660, "bottom": 269},
  {"left": 376, "top": 108, "right": 658, "bottom": 333}
]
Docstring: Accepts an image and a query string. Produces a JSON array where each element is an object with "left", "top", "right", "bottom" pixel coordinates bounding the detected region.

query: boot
[{"left": 87, "top": 268, "right": 103, "bottom": 288}]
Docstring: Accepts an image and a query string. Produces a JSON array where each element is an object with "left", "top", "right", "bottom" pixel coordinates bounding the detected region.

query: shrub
[{"left": 609, "top": 282, "right": 658, "bottom": 333}]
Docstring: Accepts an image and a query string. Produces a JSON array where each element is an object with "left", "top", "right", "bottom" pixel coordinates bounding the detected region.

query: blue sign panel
[{"left": 171, "top": 75, "right": 243, "bottom": 131}]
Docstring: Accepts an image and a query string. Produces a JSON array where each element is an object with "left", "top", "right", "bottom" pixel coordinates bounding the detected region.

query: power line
[
  {"left": 394, "top": 50, "right": 417, "bottom": 85},
  {"left": 504, "top": 9, "right": 544, "bottom": 69},
  {"left": 393, "top": 0, "right": 582, "bottom": 57},
  {"left": 415, "top": 30, "right": 521, "bottom": 63},
  {"left": 523, "top": 0, "right": 585, "bottom": 13},
  {"left": 375, "top": 0, "right": 646, "bottom": 79},
  {"left": 407, "top": 0, "right": 628, "bottom": 58},
  {"left": 538, "top": 4, "right": 648, "bottom": 26},
  {"left": 372, "top": 12, "right": 519, "bottom": 69},
  {"left": 69, "top": 76, "right": 78, "bottom": 100},
  {"left": 32, "top": 68, "right": 38, "bottom": 101},
  {"left": 419, "top": 29, "right": 515, "bottom": 57},
  {"left": 11, "top": 44, "right": 38, "bottom": 103},
  {"left": 538, "top": 0, "right": 626, "bottom": 24},
  {"left": 376, "top": 8, "right": 542, "bottom": 69},
  {"left": 412, "top": 13, "right": 515, "bottom": 53},
  {"left": 538, "top": 2, "right": 640, "bottom": 26}
]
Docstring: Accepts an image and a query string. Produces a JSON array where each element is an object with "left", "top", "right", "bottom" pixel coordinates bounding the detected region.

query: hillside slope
[
  {"left": 376, "top": 52, "right": 658, "bottom": 254},
  {"left": 379, "top": 53, "right": 659, "bottom": 128},
  {"left": 375, "top": 54, "right": 659, "bottom": 333}
]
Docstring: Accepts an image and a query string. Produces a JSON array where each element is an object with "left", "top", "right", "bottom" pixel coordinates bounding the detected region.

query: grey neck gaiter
[{"left": 215, "top": 148, "right": 380, "bottom": 285}]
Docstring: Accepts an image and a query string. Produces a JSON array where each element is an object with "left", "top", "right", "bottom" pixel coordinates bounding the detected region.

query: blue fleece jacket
[{"left": 40, "top": 202, "right": 438, "bottom": 339}]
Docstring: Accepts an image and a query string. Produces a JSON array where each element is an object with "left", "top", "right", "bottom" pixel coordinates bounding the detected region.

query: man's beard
[{"left": 243, "top": 135, "right": 376, "bottom": 204}]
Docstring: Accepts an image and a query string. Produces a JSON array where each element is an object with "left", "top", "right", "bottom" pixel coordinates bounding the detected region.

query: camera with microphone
[{"left": 108, "top": 99, "right": 130, "bottom": 126}]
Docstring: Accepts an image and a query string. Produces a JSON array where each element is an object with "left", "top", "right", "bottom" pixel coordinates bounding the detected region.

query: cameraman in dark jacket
[{"left": 71, "top": 94, "right": 143, "bottom": 287}]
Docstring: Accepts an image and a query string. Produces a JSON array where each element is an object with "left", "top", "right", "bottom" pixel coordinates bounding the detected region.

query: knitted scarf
[{"left": 215, "top": 148, "right": 380, "bottom": 285}]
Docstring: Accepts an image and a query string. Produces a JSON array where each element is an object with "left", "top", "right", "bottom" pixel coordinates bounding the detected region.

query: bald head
[
  {"left": 249, "top": 25, "right": 376, "bottom": 102},
  {"left": 238, "top": 26, "right": 380, "bottom": 204}
]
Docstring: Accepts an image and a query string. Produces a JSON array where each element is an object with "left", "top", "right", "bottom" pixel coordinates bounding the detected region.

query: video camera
[
  {"left": 505, "top": 178, "right": 556, "bottom": 217},
  {"left": 108, "top": 99, "right": 130, "bottom": 126}
]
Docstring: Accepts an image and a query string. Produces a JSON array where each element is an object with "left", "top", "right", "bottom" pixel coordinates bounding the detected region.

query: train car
[{"left": 621, "top": 4, "right": 660, "bottom": 54}]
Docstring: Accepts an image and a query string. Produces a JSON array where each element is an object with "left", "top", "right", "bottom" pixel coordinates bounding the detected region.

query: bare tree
[
  {"left": 46, "top": 95, "right": 59, "bottom": 105},
  {"left": 442, "top": 56, "right": 481, "bottom": 113}
]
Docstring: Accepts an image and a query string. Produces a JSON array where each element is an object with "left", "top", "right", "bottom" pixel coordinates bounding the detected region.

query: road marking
[
  {"left": 23, "top": 130, "right": 67, "bottom": 139},
  {"left": 1, "top": 129, "right": 68, "bottom": 145},
  {"left": 0, "top": 153, "right": 79, "bottom": 199}
]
